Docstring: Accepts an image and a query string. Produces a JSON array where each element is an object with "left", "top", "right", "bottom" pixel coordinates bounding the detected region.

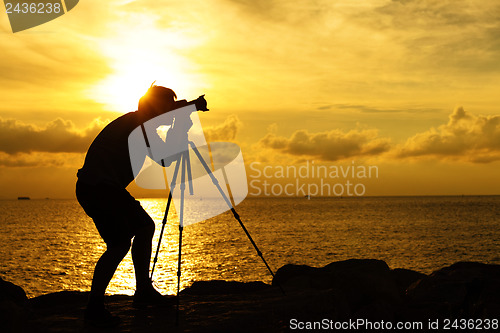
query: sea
[{"left": 0, "top": 196, "right": 499, "bottom": 298}]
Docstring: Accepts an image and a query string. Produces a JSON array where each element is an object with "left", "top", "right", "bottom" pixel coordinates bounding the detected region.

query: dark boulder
[
  {"left": 273, "top": 259, "right": 403, "bottom": 320},
  {"left": 181, "top": 280, "right": 272, "bottom": 295},
  {"left": 405, "top": 261, "right": 500, "bottom": 319},
  {"left": 2, "top": 260, "right": 498, "bottom": 332},
  {"left": 0, "top": 276, "right": 29, "bottom": 333},
  {"left": 272, "top": 264, "right": 319, "bottom": 289},
  {"left": 391, "top": 268, "right": 427, "bottom": 295}
]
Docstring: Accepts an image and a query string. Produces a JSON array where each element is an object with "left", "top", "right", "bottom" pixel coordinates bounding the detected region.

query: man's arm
[{"left": 143, "top": 104, "right": 198, "bottom": 167}]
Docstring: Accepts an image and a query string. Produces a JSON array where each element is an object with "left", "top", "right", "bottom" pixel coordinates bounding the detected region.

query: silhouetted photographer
[{"left": 76, "top": 85, "right": 207, "bottom": 328}]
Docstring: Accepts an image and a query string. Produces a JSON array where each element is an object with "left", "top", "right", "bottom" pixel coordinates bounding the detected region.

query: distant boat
[{"left": 17, "top": 196, "right": 30, "bottom": 200}]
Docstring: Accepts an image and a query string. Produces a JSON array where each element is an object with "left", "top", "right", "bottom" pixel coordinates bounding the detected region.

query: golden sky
[{"left": 1, "top": 0, "right": 500, "bottom": 198}]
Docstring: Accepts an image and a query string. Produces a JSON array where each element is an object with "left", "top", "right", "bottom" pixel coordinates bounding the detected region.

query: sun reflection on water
[
  {"left": 107, "top": 198, "right": 267, "bottom": 296},
  {"left": 107, "top": 199, "right": 184, "bottom": 295}
]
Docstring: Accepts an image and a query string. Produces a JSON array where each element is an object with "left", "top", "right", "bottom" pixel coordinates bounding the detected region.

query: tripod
[{"left": 140, "top": 123, "right": 282, "bottom": 324}]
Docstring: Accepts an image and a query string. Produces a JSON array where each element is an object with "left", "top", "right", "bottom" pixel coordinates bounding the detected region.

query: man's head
[{"left": 138, "top": 85, "right": 177, "bottom": 117}]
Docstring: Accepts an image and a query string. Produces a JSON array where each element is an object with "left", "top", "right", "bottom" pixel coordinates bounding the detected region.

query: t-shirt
[{"left": 77, "top": 111, "right": 148, "bottom": 188}]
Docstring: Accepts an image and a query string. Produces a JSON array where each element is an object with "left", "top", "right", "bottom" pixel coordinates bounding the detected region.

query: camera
[
  {"left": 174, "top": 95, "right": 209, "bottom": 112},
  {"left": 192, "top": 95, "right": 209, "bottom": 111}
]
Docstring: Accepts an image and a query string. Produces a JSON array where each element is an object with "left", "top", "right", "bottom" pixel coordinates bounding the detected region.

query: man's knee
[
  {"left": 136, "top": 219, "right": 155, "bottom": 239},
  {"left": 107, "top": 241, "right": 131, "bottom": 258}
]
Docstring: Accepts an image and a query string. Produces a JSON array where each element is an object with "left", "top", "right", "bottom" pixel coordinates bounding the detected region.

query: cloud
[
  {"left": 226, "top": 0, "right": 328, "bottom": 25},
  {"left": 0, "top": 113, "right": 241, "bottom": 158},
  {"left": 364, "top": 0, "right": 500, "bottom": 73},
  {"left": 330, "top": 104, "right": 440, "bottom": 113},
  {"left": 0, "top": 152, "right": 43, "bottom": 167},
  {"left": 0, "top": 151, "right": 83, "bottom": 168},
  {"left": 203, "top": 115, "right": 242, "bottom": 141},
  {"left": 396, "top": 107, "right": 500, "bottom": 162},
  {"left": 0, "top": 117, "right": 107, "bottom": 154},
  {"left": 0, "top": 6, "right": 112, "bottom": 89},
  {"left": 379, "top": 0, "right": 490, "bottom": 28},
  {"left": 259, "top": 128, "right": 391, "bottom": 161}
]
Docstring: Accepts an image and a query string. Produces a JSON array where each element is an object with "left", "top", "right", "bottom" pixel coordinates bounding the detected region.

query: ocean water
[{"left": 0, "top": 196, "right": 499, "bottom": 298}]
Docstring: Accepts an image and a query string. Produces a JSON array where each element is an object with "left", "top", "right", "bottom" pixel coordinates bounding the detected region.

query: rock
[
  {"left": 405, "top": 261, "right": 500, "bottom": 319},
  {"left": 2, "top": 260, "right": 499, "bottom": 332},
  {"left": 271, "top": 259, "right": 407, "bottom": 323},
  {"left": 181, "top": 280, "right": 272, "bottom": 295},
  {"left": 0, "top": 276, "right": 29, "bottom": 333},
  {"left": 272, "top": 264, "right": 319, "bottom": 288},
  {"left": 0, "top": 276, "right": 28, "bottom": 305},
  {"left": 391, "top": 268, "right": 427, "bottom": 295},
  {"left": 323, "top": 259, "right": 401, "bottom": 302}
]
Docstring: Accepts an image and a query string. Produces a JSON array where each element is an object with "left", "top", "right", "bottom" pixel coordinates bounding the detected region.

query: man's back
[{"left": 78, "top": 111, "right": 142, "bottom": 188}]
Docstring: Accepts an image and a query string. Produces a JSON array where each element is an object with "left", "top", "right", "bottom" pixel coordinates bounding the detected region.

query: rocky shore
[{"left": 1, "top": 259, "right": 499, "bottom": 332}]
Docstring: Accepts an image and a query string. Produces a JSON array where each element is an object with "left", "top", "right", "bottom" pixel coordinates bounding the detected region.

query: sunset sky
[{"left": 1, "top": 0, "right": 499, "bottom": 199}]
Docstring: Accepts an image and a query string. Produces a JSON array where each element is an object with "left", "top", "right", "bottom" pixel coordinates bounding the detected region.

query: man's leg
[
  {"left": 128, "top": 202, "right": 173, "bottom": 306},
  {"left": 88, "top": 243, "right": 130, "bottom": 307},
  {"left": 131, "top": 221, "right": 155, "bottom": 289},
  {"left": 131, "top": 220, "right": 173, "bottom": 306}
]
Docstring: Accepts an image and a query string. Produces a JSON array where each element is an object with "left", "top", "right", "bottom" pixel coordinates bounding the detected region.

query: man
[{"left": 76, "top": 85, "right": 207, "bottom": 327}]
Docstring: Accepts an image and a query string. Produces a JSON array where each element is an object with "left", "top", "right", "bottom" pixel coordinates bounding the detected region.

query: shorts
[{"left": 76, "top": 179, "right": 154, "bottom": 247}]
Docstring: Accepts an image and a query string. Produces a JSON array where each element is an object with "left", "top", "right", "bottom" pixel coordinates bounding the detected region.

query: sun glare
[
  {"left": 90, "top": 12, "right": 205, "bottom": 113},
  {"left": 94, "top": 61, "right": 190, "bottom": 113}
]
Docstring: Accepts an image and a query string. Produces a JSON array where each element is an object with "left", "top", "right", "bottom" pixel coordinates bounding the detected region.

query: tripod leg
[
  {"left": 150, "top": 156, "right": 182, "bottom": 280},
  {"left": 187, "top": 142, "right": 285, "bottom": 294},
  {"left": 176, "top": 224, "right": 183, "bottom": 326},
  {"left": 150, "top": 191, "right": 171, "bottom": 280},
  {"left": 185, "top": 149, "right": 194, "bottom": 195},
  {"left": 176, "top": 150, "right": 188, "bottom": 326},
  {"left": 140, "top": 124, "right": 183, "bottom": 281}
]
